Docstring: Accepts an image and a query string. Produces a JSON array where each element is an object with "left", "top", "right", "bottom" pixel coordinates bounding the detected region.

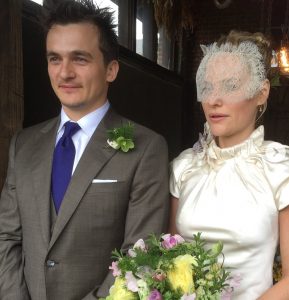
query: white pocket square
[{"left": 92, "top": 179, "right": 118, "bottom": 183}]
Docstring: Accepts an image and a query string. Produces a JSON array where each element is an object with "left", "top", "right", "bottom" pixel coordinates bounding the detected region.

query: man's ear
[
  {"left": 106, "top": 60, "right": 119, "bottom": 83},
  {"left": 257, "top": 79, "right": 270, "bottom": 106}
]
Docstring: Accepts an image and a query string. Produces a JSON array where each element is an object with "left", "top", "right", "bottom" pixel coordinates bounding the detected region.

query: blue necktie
[{"left": 51, "top": 121, "right": 81, "bottom": 213}]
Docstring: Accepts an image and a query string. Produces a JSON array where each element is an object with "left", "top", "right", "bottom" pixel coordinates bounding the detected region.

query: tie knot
[{"left": 63, "top": 121, "right": 81, "bottom": 139}]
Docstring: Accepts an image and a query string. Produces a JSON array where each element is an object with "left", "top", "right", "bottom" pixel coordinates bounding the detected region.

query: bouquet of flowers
[{"left": 101, "top": 233, "right": 237, "bottom": 300}]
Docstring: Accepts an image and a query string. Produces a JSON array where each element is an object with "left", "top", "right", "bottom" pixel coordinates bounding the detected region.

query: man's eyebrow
[
  {"left": 71, "top": 50, "right": 93, "bottom": 59},
  {"left": 46, "top": 50, "right": 93, "bottom": 59},
  {"left": 46, "top": 51, "right": 59, "bottom": 58}
]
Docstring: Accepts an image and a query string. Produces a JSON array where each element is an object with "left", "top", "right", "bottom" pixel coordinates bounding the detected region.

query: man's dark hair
[{"left": 42, "top": 0, "right": 119, "bottom": 65}]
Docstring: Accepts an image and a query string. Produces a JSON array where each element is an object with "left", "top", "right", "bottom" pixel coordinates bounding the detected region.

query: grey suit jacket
[{"left": 0, "top": 109, "right": 169, "bottom": 300}]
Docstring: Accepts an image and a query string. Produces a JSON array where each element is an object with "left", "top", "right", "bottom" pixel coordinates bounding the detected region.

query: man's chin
[{"left": 60, "top": 101, "right": 85, "bottom": 110}]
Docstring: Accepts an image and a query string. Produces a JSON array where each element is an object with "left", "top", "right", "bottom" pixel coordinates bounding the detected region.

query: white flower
[
  {"left": 137, "top": 279, "right": 150, "bottom": 300},
  {"left": 133, "top": 239, "right": 146, "bottom": 251},
  {"left": 107, "top": 139, "right": 120, "bottom": 150},
  {"left": 128, "top": 239, "right": 147, "bottom": 257}
]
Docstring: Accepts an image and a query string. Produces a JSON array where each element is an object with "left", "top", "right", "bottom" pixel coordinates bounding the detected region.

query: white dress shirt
[{"left": 55, "top": 101, "right": 110, "bottom": 174}]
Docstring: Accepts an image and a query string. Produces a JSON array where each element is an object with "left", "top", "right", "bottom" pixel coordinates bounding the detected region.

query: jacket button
[{"left": 46, "top": 260, "right": 56, "bottom": 267}]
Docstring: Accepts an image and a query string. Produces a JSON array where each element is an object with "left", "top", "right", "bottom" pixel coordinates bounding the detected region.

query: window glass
[
  {"left": 136, "top": 0, "right": 171, "bottom": 69},
  {"left": 30, "top": 0, "right": 171, "bottom": 69},
  {"left": 31, "top": 0, "right": 43, "bottom": 4},
  {"left": 97, "top": 0, "right": 119, "bottom": 35},
  {"left": 136, "top": 19, "right": 143, "bottom": 55}
]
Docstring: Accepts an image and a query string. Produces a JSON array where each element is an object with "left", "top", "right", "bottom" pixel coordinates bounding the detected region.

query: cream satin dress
[{"left": 170, "top": 126, "right": 289, "bottom": 300}]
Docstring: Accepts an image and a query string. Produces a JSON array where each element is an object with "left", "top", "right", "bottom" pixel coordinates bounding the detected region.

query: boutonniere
[{"left": 107, "top": 122, "right": 135, "bottom": 153}]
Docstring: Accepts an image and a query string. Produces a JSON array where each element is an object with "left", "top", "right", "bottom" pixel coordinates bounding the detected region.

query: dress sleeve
[
  {"left": 169, "top": 149, "right": 193, "bottom": 199},
  {"left": 262, "top": 142, "right": 289, "bottom": 211},
  {"left": 170, "top": 159, "right": 180, "bottom": 198}
]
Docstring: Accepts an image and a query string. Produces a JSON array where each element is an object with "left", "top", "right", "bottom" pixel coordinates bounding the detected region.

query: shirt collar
[{"left": 58, "top": 101, "right": 110, "bottom": 138}]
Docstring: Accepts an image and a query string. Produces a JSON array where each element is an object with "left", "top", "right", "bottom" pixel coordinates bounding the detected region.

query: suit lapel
[
  {"left": 49, "top": 109, "right": 121, "bottom": 250},
  {"left": 30, "top": 118, "right": 59, "bottom": 247}
]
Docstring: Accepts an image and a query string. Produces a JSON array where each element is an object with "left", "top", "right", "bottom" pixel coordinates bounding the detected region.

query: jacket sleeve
[{"left": 0, "top": 134, "right": 30, "bottom": 300}]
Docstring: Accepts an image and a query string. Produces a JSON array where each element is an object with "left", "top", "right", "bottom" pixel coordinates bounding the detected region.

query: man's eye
[
  {"left": 48, "top": 57, "right": 60, "bottom": 63},
  {"left": 74, "top": 57, "right": 87, "bottom": 63}
]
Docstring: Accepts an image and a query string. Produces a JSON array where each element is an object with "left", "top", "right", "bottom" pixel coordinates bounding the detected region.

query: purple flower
[
  {"left": 161, "top": 234, "right": 185, "bottom": 249},
  {"left": 148, "top": 289, "right": 163, "bottom": 300},
  {"left": 109, "top": 261, "right": 121, "bottom": 277}
]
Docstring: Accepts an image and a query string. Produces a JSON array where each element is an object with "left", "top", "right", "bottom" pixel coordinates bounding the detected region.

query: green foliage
[
  {"left": 107, "top": 122, "right": 134, "bottom": 141},
  {"left": 107, "top": 122, "right": 135, "bottom": 152}
]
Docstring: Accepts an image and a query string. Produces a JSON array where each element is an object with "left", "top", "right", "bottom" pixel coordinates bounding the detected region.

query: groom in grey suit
[{"left": 0, "top": 1, "right": 169, "bottom": 299}]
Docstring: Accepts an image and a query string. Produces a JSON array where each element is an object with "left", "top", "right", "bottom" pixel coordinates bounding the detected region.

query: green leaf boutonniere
[{"left": 107, "top": 122, "right": 135, "bottom": 153}]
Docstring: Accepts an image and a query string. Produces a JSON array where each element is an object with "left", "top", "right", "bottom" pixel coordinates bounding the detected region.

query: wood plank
[{"left": 0, "top": 0, "right": 23, "bottom": 190}]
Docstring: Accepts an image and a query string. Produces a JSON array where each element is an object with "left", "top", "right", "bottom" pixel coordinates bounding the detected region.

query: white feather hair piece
[{"left": 196, "top": 41, "right": 266, "bottom": 102}]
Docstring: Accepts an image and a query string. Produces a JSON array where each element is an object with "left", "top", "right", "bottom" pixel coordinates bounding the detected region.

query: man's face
[{"left": 46, "top": 22, "right": 119, "bottom": 120}]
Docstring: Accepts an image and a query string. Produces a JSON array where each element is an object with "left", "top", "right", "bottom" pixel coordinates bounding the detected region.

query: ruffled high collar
[{"left": 207, "top": 126, "right": 264, "bottom": 162}]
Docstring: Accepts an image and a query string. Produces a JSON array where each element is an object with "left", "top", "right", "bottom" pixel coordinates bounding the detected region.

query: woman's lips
[{"left": 209, "top": 113, "right": 228, "bottom": 122}]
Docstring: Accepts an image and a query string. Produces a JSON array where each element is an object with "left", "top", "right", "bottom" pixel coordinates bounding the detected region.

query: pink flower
[
  {"left": 180, "top": 294, "right": 196, "bottom": 300},
  {"left": 109, "top": 261, "right": 121, "bottom": 277},
  {"left": 125, "top": 271, "right": 139, "bottom": 292},
  {"left": 152, "top": 270, "right": 166, "bottom": 282},
  {"left": 161, "top": 234, "right": 185, "bottom": 249},
  {"left": 148, "top": 289, "right": 163, "bottom": 300},
  {"left": 221, "top": 273, "right": 242, "bottom": 300}
]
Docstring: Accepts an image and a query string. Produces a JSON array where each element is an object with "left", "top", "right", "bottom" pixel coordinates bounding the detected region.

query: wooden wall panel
[{"left": 0, "top": 0, "right": 23, "bottom": 190}]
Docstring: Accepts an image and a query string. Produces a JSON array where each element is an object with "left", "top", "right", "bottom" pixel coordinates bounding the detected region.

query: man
[{"left": 0, "top": 1, "right": 169, "bottom": 299}]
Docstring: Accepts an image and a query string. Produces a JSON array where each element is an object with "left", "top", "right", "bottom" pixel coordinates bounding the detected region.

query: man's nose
[{"left": 59, "top": 61, "right": 75, "bottom": 79}]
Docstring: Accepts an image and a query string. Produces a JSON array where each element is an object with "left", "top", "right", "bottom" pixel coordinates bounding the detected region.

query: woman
[{"left": 169, "top": 30, "right": 289, "bottom": 299}]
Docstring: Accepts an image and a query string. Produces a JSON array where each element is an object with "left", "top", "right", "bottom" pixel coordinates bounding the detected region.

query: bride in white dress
[{"left": 169, "top": 30, "right": 289, "bottom": 300}]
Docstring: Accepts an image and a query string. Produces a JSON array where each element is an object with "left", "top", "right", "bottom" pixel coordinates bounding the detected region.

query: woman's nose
[{"left": 204, "top": 89, "right": 223, "bottom": 106}]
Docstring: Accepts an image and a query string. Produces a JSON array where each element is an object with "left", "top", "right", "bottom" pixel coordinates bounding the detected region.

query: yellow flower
[
  {"left": 167, "top": 254, "right": 197, "bottom": 294},
  {"left": 107, "top": 277, "right": 137, "bottom": 300}
]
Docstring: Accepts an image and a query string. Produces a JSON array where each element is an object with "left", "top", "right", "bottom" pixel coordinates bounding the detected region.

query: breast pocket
[{"left": 86, "top": 180, "right": 126, "bottom": 194}]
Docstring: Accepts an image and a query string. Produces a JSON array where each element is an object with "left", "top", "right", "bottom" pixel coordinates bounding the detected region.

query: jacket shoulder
[
  {"left": 105, "top": 110, "right": 166, "bottom": 143},
  {"left": 13, "top": 118, "right": 58, "bottom": 144}
]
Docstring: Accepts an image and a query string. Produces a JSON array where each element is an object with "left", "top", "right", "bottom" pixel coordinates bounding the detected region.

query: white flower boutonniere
[{"left": 107, "top": 122, "right": 135, "bottom": 153}]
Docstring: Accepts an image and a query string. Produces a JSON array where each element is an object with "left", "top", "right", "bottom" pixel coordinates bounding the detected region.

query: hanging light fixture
[{"left": 279, "top": 47, "right": 289, "bottom": 74}]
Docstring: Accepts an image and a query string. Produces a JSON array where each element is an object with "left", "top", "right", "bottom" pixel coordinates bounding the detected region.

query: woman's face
[{"left": 201, "top": 53, "right": 267, "bottom": 148}]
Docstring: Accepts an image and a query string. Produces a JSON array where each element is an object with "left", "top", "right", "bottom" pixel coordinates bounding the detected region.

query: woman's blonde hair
[{"left": 217, "top": 30, "right": 272, "bottom": 79}]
